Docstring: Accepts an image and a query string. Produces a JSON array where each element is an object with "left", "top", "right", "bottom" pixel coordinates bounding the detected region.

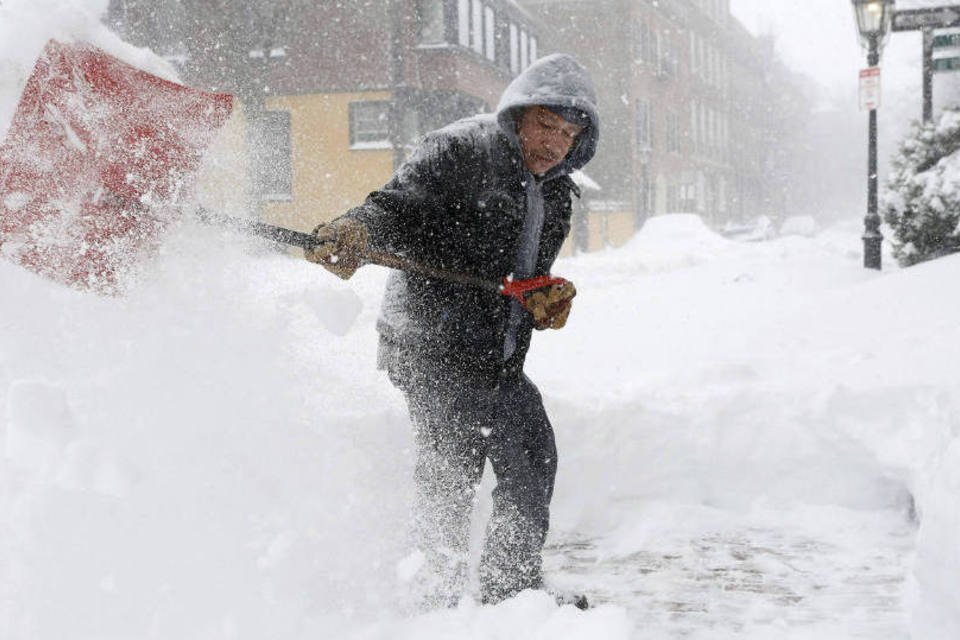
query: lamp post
[{"left": 852, "top": 0, "right": 895, "bottom": 270}]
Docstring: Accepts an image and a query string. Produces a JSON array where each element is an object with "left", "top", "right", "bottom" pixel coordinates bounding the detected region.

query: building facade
[
  {"left": 107, "top": 0, "right": 553, "bottom": 235},
  {"left": 519, "top": 0, "right": 811, "bottom": 239},
  {"left": 106, "top": 0, "right": 808, "bottom": 251}
]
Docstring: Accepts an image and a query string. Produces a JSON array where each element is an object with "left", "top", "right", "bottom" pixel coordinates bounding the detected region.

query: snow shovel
[
  {"left": 196, "top": 207, "right": 571, "bottom": 306},
  {"left": 0, "top": 40, "right": 234, "bottom": 294}
]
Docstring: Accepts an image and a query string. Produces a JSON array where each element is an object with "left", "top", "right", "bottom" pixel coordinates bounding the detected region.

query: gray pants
[{"left": 399, "top": 364, "right": 558, "bottom": 607}]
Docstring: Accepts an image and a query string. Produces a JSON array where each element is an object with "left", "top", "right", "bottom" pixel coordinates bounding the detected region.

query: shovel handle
[
  {"left": 196, "top": 208, "right": 499, "bottom": 291},
  {"left": 196, "top": 208, "right": 315, "bottom": 248}
]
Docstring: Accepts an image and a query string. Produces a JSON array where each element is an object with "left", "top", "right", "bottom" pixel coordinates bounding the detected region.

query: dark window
[
  {"left": 666, "top": 112, "right": 682, "bottom": 153},
  {"left": 418, "top": 0, "right": 446, "bottom": 44},
  {"left": 450, "top": 0, "right": 533, "bottom": 71},
  {"left": 633, "top": 20, "right": 651, "bottom": 64},
  {"left": 349, "top": 101, "right": 391, "bottom": 148},
  {"left": 636, "top": 100, "right": 653, "bottom": 149},
  {"left": 644, "top": 24, "right": 656, "bottom": 64},
  {"left": 252, "top": 111, "right": 292, "bottom": 201}
]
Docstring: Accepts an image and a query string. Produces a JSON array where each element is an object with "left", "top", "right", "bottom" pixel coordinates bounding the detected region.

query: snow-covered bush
[{"left": 882, "top": 107, "right": 960, "bottom": 266}]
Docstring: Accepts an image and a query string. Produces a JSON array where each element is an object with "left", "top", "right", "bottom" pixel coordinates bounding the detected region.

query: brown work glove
[
  {"left": 304, "top": 217, "right": 369, "bottom": 280},
  {"left": 524, "top": 280, "right": 577, "bottom": 330}
]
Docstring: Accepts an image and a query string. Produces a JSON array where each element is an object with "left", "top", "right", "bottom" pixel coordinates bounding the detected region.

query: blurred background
[{"left": 103, "top": 0, "right": 960, "bottom": 252}]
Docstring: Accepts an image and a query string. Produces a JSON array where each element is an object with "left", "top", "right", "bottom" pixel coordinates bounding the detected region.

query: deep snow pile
[
  {"left": 3, "top": 208, "right": 959, "bottom": 639},
  {"left": 530, "top": 216, "right": 960, "bottom": 638}
]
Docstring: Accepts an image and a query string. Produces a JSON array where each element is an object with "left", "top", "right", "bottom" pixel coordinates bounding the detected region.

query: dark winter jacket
[{"left": 347, "top": 54, "right": 599, "bottom": 383}]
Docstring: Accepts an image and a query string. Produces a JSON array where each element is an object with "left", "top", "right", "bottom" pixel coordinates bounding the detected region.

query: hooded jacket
[{"left": 347, "top": 54, "right": 599, "bottom": 382}]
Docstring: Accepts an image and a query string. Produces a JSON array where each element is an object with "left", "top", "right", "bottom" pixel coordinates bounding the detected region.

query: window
[
  {"left": 690, "top": 100, "right": 699, "bottom": 153},
  {"left": 509, "top": 22, "right": 537, "bottom": 74},
  {"left": 520, "top": 28, "right": 529, "bottom": 70},
  {"left": 689, "top": 32, "right": 697, "bottom": 75},
  {"left": 655, "top": 31, "right": 677, "bottom": 78},
  {"left": 709, "top": 45, "right": 717, "bottom": 85},
  {"left": 644, "top": 24, "right": 656, "bottom": 65},
  {"left": 707, "top": 109, "right": 717, "bottom": 155},
  {"left": 699, "top": 103, "right": 708, "bottom": 154},
  {"left": 708, "top": 108, "right": 717, "bottom": 154},
  {"left": 636, "top": 172, "right": 653, "bottom": 221},
  {"left": 252, "top": 111, "right": 292, "bottom": 201},
  {"left": 667, "top": 184, "right": 679, "bottom": 212},
  {"left": 471, "top": 0, "right": 483, "bottom": 55},
  {"left": 457, "top": 0, "right": 500, "bottom": 63},
  {"left": 667, "top": 183, "right": 696, "bottom": 212},
  {"left": 418, "top": 0, "right": 445, "bottom": 44},
  {"left": 634, "top": 19, "right": 646, "bottom": 63},
  {"left": 635, "top": 99, "right": 652, "bottom": 149},
  {"left": 680, "top": 184, "right": 697, "bottom": 212},
  {"left": 484, "top": 6, "right": 495, "bottom": 61},
  {"left": 349, "top": 101, "right": 391, "bottom": 148},
  {"left": 655, "top": 31, "right": 663, "bottom": 75},
  {"left": 723, "top": 112, "right": 729, "bottom": 154},
  {"left": 666, "top": 112, "right": 682, "bottom": 153},
  {"left": 458, "top": 0, "right": 470, "bottom": 47}
]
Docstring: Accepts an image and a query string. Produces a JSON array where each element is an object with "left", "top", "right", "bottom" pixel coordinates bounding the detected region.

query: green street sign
[
  {"left": 933, "top": 33, "right": 960, "bottom": 48},
  {"left": 933, "top": 56, "right": 960, "bottom": 71}
]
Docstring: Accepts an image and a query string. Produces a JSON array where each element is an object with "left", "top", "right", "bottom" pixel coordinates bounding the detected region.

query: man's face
[{"left": 517, "top": 106, "right": 585, "bottom": 176}]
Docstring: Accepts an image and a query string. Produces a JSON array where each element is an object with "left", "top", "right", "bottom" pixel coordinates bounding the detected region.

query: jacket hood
[{"left": 496, "top": 53, "right": 600, "bottom": 177}]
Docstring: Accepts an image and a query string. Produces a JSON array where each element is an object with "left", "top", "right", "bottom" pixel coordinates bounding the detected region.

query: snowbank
[
  {"left": 533, "top": 216, "right": 960, "bottom": 637},
  {"left": 3, "top": 186, "right": 958, "bottom": 638},
  {"left": 618, "top": 213, "right": 734, "bottom": 271},
  {"left": 0, "top": 225, "right": 414, "bottom": 639}
]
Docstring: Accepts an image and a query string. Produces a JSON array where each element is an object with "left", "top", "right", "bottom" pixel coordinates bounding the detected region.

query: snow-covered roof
[{"left": 570, "top": 169, "right": 600, "bottom": 191}]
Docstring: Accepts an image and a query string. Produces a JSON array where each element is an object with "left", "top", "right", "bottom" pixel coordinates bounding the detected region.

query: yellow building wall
[
  {"left": 194, "top": 92, "right": 641, "bottom": 261},
  {"left": 604, "top": 211, "right": 634, "bottom": 248},
  {"left": 571, "top": 210, "right": 635, "bottom": 253},
  {"left": 585, "top": 215, "right": 601, "bottom": 252},
  {"left": 262, "top": 91, "right": 395, "bottom": 233}
]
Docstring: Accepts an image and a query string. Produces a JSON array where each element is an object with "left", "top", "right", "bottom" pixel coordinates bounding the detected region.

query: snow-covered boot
[{"left": 551, "top": 590, "right": 590, "bottom": 610}]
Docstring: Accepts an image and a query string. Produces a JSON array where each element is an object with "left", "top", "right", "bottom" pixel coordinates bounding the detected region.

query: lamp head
[{"left": 852, "top": 0, "right": 895, "bottom": 51}]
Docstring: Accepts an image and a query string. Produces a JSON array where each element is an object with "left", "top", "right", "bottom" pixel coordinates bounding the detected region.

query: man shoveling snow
[{"left": 305, "top": 53, "right": 599, "bottom": 610}]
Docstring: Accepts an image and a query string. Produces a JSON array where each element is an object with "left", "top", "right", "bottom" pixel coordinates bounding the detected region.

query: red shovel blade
[{"left": 0, "top": 40, "right": 233, "bottom": 294}]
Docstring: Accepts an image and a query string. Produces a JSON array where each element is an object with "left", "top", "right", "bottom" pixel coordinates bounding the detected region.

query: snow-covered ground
[{"left": 3, "top": 211, "right": 959, "bottom": 640}]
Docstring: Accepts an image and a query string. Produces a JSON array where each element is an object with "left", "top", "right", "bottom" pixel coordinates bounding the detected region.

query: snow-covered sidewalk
[{"left": 547, "top": 504, "right": 912, "bottom": 639}]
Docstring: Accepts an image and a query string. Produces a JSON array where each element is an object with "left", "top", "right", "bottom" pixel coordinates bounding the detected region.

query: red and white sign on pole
[{"left": 859, "top": 67, "right": 881, "bottom": 111}]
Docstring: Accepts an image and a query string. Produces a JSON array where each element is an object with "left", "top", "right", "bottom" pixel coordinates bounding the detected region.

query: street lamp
[{"left": 852, "top": 0, "right": 895, "bottom": 269}]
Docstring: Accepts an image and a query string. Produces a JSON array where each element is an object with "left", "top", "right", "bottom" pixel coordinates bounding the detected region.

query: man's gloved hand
[
  {"left": 524, "top": 280, "right": 577, "bottom": 330},
  {"left": 304, "top": 217, "right": 369, "bottom": 280}
]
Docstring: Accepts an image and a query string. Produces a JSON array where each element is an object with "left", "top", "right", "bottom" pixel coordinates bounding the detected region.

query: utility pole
[{"left": 923, "top": 28, "right": 935, "bottom": 122}]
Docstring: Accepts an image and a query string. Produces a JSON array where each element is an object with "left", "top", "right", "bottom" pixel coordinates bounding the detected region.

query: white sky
[
  {"left": 730, "top": 0, "right": 862, "bottom": 96},
  {"left": 728, "top": 0, "right": 951, "bottom": 104}
]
